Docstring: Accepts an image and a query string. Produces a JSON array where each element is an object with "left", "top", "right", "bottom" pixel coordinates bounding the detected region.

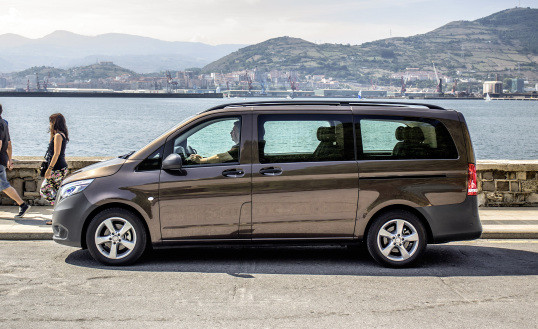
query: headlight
[{"left": 58, "top": 179, "right": 94, "bottom": 201}]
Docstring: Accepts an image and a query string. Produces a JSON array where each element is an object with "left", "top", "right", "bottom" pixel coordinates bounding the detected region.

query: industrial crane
[
  {"left": 35, "top": 73, "right": 41, "bottom": 91},
  {"left": 370, "top": 79, "right": 377, "bottom": 90},
  {"left": 165, "top": 71, "right": 178, "bottom": 93},
  {"left": 43, "top": 72, "right": 50, "bottom": 92},
  {"left": 245, "top": 70, "right": 253, "bottom": 94},
  {"left": 432, "top": 61, "right": 442, "bottom": 93},
  {"left": 287, "top": 74, "right": 298, "bottom": 98}
]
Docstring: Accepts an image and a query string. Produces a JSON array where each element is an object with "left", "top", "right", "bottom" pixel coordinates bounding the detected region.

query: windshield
[{"left": 127, "top": 112, "right": 200, "bottom": 160}]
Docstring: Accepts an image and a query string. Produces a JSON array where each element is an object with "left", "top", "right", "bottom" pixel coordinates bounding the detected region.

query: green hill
[
  {"left": 202, "top": 7, "right": 538, "bottom": 82},
  {"left": 14, "top": 62, "right": 138, "bottom": 81}
]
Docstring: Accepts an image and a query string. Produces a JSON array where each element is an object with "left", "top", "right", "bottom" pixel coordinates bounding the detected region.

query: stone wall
[
  {"left": 2, "top": 157, "right": 538, "bottom": 207},
  {"left": 3, "top": 156, "right": 113, "bottom": 206},
  {"left": 477, "top": 160, "right": 538, "bottom": 207}
]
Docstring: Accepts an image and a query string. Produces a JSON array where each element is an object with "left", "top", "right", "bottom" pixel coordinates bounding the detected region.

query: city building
[{"left": 511, "top": 78, "right": 525, "bottom": 93}]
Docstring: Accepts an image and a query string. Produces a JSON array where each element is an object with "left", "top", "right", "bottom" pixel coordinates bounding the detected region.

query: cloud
[
  {"left": 0, "top": 0, "right": 535, "bottom": 45},
  {"left": 8, "top": 8, "right": 19, "bottom": 16}
]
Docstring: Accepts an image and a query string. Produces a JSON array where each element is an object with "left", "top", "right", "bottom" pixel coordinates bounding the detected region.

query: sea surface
[{"left": 0, "top": 97, "right": 536, "bottom": 160}]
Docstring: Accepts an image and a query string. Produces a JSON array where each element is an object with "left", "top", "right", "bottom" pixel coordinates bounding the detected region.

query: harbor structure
[
  {"left": 483, "top": 81, "right": 503, "bottom": 95},
  {"left": 511, "top": 78, "right": 525, "bottom": 93}
]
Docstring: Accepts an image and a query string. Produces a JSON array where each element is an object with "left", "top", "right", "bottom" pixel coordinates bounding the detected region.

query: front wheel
[
  {"left": 86, "top": 208, "right": 147, "bottom": 266},
  {"left": 366, "top": 210, "right": 426, "bottom": 268}
]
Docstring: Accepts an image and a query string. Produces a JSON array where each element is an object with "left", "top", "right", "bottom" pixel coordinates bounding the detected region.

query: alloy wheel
[
  {"left": 94, "top": 217, "right": 137, "bottom": 260},
  {"left": 376, "top": 219, "right": 419, "bottom": 262}
]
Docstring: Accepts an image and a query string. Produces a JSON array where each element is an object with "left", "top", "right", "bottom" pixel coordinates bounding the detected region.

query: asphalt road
[{"left": 0, "top": 240, "right": 537, "bottom": 328}]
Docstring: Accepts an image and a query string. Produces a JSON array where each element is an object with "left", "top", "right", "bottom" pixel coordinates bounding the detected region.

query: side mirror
[{"left": 162, "top": 153, "right": 183, "bottom": 170}]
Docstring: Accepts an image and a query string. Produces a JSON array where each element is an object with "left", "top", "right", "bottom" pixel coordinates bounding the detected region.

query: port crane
[
  {"left": 43, "top": 73, "right": 50, "bottom": 92},
  {"left": 370, "top": 79, "right": 377, "bottom": 90},
  {"left": 165, "top": 71, "right": 178, "bottom": 93},
  {"left": 432, "top": 61, "right": 442, "bottom": 93},
  {"left": 287, "top": 73, "right": 298, "bottom": 98},
  {"left": 35, "top": 73, "right": 41, "bottom": 91},
  {"left": 400, "top": 76, "right": 406, "bottom": 95},
  {"left": 243, "top": 70, "right": 253, "bottom": 94}
]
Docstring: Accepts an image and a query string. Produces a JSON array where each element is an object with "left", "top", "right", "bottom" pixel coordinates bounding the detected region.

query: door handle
[
  {"left": 259, "top": 167, "right": 283, "bottom": 176},
  {"left": 222, "top": 169, "right": 245, "bottom": 178}
]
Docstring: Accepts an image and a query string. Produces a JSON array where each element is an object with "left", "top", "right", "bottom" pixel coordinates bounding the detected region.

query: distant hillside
[
  {"left": 0, "top": 31, "right": 247, "bottom": 73},
  {"left": 203, "top": 7, "right": 538, "bottom": 81},
  {"left": 204, "top": 37, "right": 357, "bottom": 77},
  {"left": 13, "top": 63, "right": 137, "bottom": 81}
]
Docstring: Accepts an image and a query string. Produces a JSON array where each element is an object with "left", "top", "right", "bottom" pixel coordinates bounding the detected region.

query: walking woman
[{"left": 40, "top": 113, "right": 69, "bottom": 222}]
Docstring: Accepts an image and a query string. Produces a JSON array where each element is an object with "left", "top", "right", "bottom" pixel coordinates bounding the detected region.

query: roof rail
[
  {"left": 345, "top": 101, "right": 446, "bottom": 110},
  {"left": 203, "top": 100, "right": 446, "bottom": 113}
]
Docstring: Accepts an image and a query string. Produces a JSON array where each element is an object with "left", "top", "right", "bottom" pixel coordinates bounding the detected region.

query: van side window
[
  {"left": 357, "top": 116, "right": 458, "bottom": 160},
  {"left": 258, "top": 114, "right": 354, "bottom": 163},
  {"left": 171, "top": 117, "right": 241, "bottom": 166}
]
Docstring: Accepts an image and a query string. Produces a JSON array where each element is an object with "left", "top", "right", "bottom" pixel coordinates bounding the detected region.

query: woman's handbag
[{"left": 39, "top": 152, "right": 51, "bottom": 178}]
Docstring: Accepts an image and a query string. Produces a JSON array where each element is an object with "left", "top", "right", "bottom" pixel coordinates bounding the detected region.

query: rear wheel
[
  {"left": 86, "top": 208, "right": 147, "bottom": 266},
  {"left": 367, "top": 210, "right": 426, "bottom": 268}
]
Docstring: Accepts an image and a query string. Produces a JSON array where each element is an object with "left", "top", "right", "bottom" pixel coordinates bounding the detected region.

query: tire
[
  {"left": 366, "top": 210, "right": 427, "bottom": 268},
  {"left": 86, "top": 208, "right": 147, "bottom": 266}
]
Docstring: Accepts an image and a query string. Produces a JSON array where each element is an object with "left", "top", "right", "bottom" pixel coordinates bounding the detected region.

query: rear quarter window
[{"left": 356, "top": 116, "right": 458, "bottom": 160}]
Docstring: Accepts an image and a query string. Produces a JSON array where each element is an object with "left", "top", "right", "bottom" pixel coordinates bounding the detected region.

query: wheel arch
[
  {"left": 81, "top": 202, "right": 152, "bottom": 250},
  {"left": 363, "top": 204, "right": 433, "bottom": 244}
]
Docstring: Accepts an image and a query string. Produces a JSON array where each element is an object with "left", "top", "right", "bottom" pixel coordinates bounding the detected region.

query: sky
[{"left": 1, "top": 0, "right": 536, "bottom": 45}]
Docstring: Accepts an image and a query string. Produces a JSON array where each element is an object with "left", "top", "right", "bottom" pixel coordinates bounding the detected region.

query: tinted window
[
  {"left": 357, "top": 116, "right": 458, "bottom": 160},
  {"left": 171, "top": 117, "right": 241, "bottom": 166},
  {"left": 258, "top": 114, "right": 354, "bottom": 163}
]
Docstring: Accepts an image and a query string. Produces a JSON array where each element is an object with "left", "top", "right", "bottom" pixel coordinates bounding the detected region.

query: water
[{"left": 0, "top": 97, "right": 536, "bottom": 160}]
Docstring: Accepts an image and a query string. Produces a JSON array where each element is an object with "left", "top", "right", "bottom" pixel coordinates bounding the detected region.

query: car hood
[{"left": 63, "top": 157, "right": 127, "bottom": 184}]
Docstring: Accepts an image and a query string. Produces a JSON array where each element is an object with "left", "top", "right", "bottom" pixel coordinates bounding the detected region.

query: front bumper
[{"left": 52, "top": 192, "right": 96, "bottom": 248}]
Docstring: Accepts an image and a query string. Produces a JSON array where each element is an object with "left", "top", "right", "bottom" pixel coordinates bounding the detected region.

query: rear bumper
[{"left": 418, "top": 196, "right": 482, "bottom": 244}]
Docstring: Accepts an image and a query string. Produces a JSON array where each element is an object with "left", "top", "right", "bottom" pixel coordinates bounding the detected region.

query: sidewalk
[{"left": 0, "top": 206, "right": 537, "bottom": 240}]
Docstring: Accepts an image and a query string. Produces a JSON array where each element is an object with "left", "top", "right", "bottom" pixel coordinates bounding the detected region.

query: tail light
[{"left": 467, "top": 163, "right": 478, "bottom": 196}]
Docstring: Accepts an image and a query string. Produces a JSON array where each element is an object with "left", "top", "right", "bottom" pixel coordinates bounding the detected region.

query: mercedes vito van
[{"left": 52, "top": 101, "right": 482, "bottom": 267}]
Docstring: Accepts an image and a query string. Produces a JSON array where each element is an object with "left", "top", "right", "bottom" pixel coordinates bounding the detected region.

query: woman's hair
[{"left": 49, "top": 113, "right": 69, "bottom": 141}]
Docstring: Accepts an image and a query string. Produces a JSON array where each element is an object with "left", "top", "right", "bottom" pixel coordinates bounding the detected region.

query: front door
[
  {"left": 251, "top": 113, "right": 358, "bottom": 239},
  {"left": 159, "top": 115, "right": 252, "bottom": 240}
]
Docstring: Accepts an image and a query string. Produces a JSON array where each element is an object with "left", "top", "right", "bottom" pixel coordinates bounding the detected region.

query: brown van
[{"left": 52, "top": 101, "right": 482, "bottom": 267}]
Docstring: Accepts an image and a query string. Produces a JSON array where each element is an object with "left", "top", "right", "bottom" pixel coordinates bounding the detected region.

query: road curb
[
  {"left": 0, "top": 232, "right": 53, "bottom": 240},
  {"left": 480, "top": 232, "right": 538, "bottom": 239}
]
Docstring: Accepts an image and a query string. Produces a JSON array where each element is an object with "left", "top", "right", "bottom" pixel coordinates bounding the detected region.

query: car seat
[
  {"left": 393, "top": 126, "right": 429, "bottom": 158},
  {"left": 313, "top": 127, "right": 340, "bottom": 160}
]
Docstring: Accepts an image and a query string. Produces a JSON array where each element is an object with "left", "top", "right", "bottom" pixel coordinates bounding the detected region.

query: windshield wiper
[{"left": 119, "top": 151, "right": 135, "bottom": 159}]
